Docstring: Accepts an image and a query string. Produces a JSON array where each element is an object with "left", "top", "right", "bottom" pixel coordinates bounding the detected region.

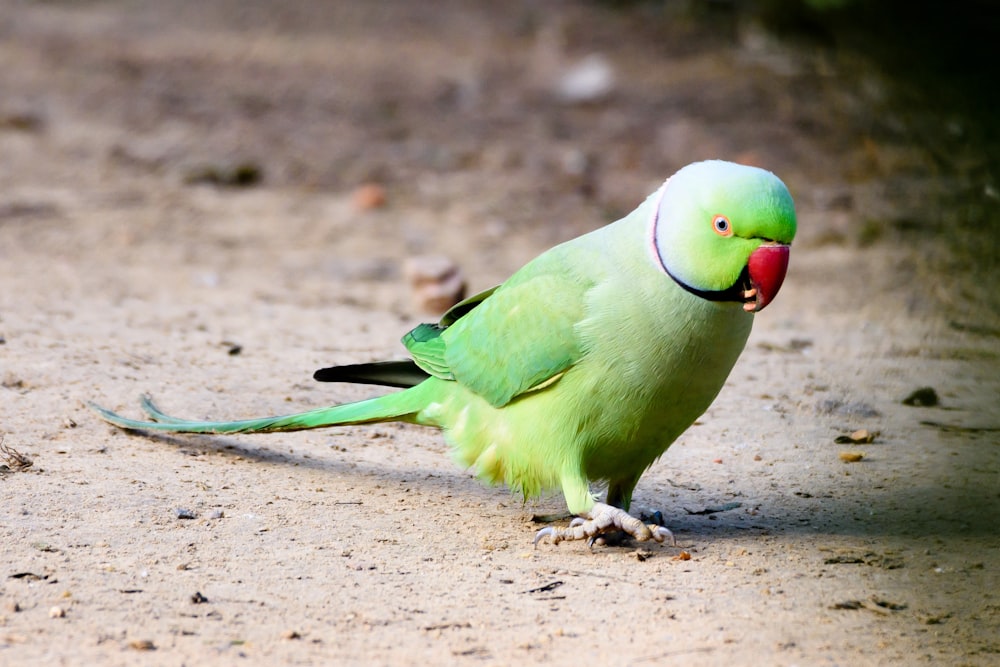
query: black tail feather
[{"left": 313, "top": 360, "right": 430, "bottom": 388}]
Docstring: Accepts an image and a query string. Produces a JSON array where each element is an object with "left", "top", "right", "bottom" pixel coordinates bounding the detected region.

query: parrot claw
[
  {"left": 533, "top": 503, "right": 677, "bottom": 547},
  {"left": 652, "top": 525, "right": 675, "bottom": 544},
  {"left": 533, "top": 526, "right": 558, "bottom": 548}
]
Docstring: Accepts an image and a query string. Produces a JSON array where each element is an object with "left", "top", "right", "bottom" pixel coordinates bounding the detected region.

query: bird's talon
[
  {"left": 533, "top": 526, "right": 558, "bottom": 547},
  {"left": 534, "top": 503, "right": 677, "bottom": 548},
  {"left": 652, "top": 525, "right": 676, "bottom": 546}
]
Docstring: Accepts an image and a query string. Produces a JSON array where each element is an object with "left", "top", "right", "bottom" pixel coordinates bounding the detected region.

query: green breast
[{"left": 571, "top": 243, "right": 754, "bottom": 481}]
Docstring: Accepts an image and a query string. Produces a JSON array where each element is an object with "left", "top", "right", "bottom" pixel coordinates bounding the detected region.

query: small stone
[
  {"left": 554, "top": 54, "right": 616, "bottom": 104},
  {"left": 850, "top": 429, "right": 873, "bottom": 443},
  {"left": 175, "top": 508, "right": 197, "bottom": 520},
  {"left": 0, "top": 108, "right": 45, "bottom": 132},
  {"left": 208, "top": 509, "right": 224, "bottom": 519},
  {"left": 835, "top": 429, "right": 877, "bottom": 444},
  {"left": 49, "top": 606, "right": 65, "bottom": 618},
  {"left": 403, "top": 255, "right": 466, "bottom": 314},
  {"left": 352, "top": 183, "right": 386, "bottom": 210},
  {"left": 282, "top": 630, "right": 302, "bottom": 640},
  {"left": 190, "top": 591, "right": 208, "bottom": 604},
  {"left": 184, "top": 162, "right": 262, "bottom": 188},
  {"left": 128, "top": 639, "right": 156, "bottom": 651},
  {"left": 839, "top": 451, "right": 865, "bottom": 463},
  {"left": 220, "top": 341, "right": 242, "bottom": 356},
  {"left": 902, "top": 387, "right": 939, "bottom": 407}
]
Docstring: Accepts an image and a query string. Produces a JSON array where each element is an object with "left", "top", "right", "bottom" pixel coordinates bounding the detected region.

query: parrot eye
[{"left": 712, "top": 215, "right": 732, "bottom": 236}]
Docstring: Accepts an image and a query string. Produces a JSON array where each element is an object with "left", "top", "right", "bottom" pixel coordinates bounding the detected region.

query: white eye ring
[{"left": 713, "top": 215, "right": 732, "bottom": 236}]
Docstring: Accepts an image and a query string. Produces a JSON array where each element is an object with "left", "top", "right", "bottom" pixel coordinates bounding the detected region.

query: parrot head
[{"left": 649, "top": 160, "right": 797, "bottom": 313}]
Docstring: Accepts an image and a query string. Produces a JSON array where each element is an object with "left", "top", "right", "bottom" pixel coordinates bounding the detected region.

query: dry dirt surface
[{"left": 2, "top": 2, "right": 998, "bottom": 665}]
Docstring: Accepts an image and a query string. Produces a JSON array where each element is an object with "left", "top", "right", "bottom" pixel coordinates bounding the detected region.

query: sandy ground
[{"left": 2, "top": 2, "right": 998, "bottom": 665}]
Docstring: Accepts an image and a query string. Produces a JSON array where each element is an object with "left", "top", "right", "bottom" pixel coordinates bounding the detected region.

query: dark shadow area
[
  {"left": 111, "top": 423, "right": 999, "bottom": 543},
  {"left": 752, "top": 0, "right": 1000, "bottom": 320}
]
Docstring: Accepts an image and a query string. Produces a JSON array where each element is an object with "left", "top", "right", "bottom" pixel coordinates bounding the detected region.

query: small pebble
[
  {"left": 839, "top": 451, "right": 865, "bottom": 463},
  {"left": 352, "top": 183, "right": 386, "bottom": 210},
  {"left": 185, "top": 162, "right": 261, "bottom": 188},
  {"left": 0, "top": 109, "right": 45, "bottom": 132},
  {"left": 902, "top": 387, "right": 939, "bottom": 407},
  {"left": 49, "top": 606, "right": 65, "bottom": 618},
  {"left": 835, "top": 429, "right": 876, "bottom": 444},
  {"left": 554, "top": 53, "right": 616, "bottom": 104},
  {"left": 129, "top": 639, "right": 156, "bottom": 651},
  {"left": 208, "top": 509, "right": 224, "bottom": 519},
  {"left": 175, "top": 508, "right": 197, "bottom": 520},
  {"left": 852, "top": 428, "right": 874, "bottom": 443},
  {"left": 282, "top": 630, "right": 302, "bottom": 640},
  {"left": 220, "top": 341, "right": 242, "bottom": 356},
  {"left": 403, "top": 255, "right": 466, "bottom": 313}
]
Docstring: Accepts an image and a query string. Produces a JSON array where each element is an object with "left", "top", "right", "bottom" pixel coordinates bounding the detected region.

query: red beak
[{"left": 745, "top": 244, "right": 790, "bottom": 312}]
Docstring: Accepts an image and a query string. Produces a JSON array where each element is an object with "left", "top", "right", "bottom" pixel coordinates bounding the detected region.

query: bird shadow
[
  {"left": 104, "top": 425, "right": 510, "bottom": 507},
  {"left": 104, "top": 426, "right": 999, "bottom": 545}
]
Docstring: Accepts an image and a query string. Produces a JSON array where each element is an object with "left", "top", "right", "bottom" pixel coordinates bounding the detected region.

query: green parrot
[{"left": 91, "top": 160, "right": 797, "bottom": 546}]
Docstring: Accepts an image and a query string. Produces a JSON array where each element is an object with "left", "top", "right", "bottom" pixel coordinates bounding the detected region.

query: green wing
[
  {"left": 403, "top": 254, "right": 595, "bottom": 409},
  {"left": 402, "top": 322, "right": 453, "bottom": 380}
]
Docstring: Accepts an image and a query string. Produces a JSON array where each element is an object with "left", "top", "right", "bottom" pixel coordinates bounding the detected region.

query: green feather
[
  {"left": 403, "top": 324, "right": 453, "bottom": 380},
  {"left": 90, "top": 384, "right": 436, "bottom": 434}
]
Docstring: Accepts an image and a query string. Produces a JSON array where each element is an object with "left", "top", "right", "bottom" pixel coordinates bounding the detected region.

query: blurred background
[{"left": 2, "top": 0, "right": 998, "bottom": 324}]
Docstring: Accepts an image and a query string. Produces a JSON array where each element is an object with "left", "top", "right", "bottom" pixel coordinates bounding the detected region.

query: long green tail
[{"left": 89, "top": 384, "right": 435, "bottom": 435}]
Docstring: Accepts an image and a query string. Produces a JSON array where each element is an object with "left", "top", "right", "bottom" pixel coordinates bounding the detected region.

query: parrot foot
[{"left": 533, "top": 503, "right": 676, "bottom": 547}]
